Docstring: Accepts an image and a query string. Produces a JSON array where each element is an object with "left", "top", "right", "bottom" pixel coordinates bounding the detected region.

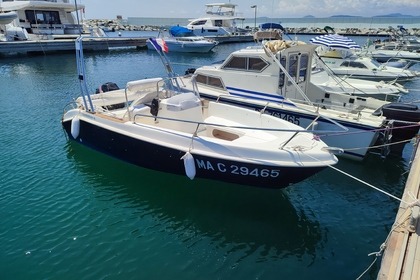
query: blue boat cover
[
  {"left": 169, "top": 26, "right": 195, "bottom": 37},
  {"left": 259, "top": 23, "right": 284, "bottom": 30}
]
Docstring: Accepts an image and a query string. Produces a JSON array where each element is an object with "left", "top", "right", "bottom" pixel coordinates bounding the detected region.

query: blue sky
[{"left": 80, "top": 0, "right": 420, "bottom": 19}]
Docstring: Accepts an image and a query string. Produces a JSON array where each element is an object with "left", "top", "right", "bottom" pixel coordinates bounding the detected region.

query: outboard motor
[
  {"left": 374, "top": 102, "right": 420, "bottom": 156},
  {"left": 95, "top": 82, "right": 122, "bottom": 110},
  {"left": 185, "top": 68, "right": 196, "bottom": 75},
  {"left": 95, "top": 82, "right": 119, "bottom": 93}
]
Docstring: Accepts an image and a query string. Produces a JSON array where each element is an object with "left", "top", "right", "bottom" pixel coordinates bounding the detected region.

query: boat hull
[
  {"left": 62, "top": 117, "right": 327, "bottom": 189},
  {"left": 146, "top": 40, "right": 216, "bottom": 53}
]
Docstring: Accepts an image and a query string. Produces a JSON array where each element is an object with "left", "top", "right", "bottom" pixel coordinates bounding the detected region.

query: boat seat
[{"left": 156, "top": 92, "right": 204, "bottom": 134}]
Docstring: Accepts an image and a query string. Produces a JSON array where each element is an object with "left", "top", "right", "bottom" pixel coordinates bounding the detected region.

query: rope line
[
  {"left": 317, "top": 122, "right": 420, "bottom": 138},
  {"left": 341, "top": 138, "right": 414, "bottom": 152},
  {"left": 356, "top": 209, "right": 411, "bottom": 279},
  {"left": 326, "top": 163, "right": 408, "bottom": 203}
]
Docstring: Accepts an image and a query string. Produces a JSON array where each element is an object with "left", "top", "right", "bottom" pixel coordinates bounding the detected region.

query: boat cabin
[{"left": 0, "top": 0, "right": 84, "bottom": 38}]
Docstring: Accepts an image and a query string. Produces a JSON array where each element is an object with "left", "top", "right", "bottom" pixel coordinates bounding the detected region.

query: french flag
[{"left": 149, "top": 37, "right": 169, "bottom": 53}]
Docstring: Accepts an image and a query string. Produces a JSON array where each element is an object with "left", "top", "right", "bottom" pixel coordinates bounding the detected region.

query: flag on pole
[{"left": 149, "top": 38, "right": 169, "bottom": 53}]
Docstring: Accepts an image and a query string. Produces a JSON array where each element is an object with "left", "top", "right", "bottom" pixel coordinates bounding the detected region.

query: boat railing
[
  {"left": 205, "top": 92, "right": 350, "bottom": 134},
  {"left": 131, "top": 110, "right": 323, "bottom": 135},
  {"left": 62, "top": 100, "right": 79, "bottom": 115},
  {"left": 132, "top": 111, "right": 343, "bottom": 153}
]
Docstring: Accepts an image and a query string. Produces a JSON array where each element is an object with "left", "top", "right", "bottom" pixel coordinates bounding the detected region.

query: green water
[{"left": 0, "top": 38, "right": 418, "bottom": 279}]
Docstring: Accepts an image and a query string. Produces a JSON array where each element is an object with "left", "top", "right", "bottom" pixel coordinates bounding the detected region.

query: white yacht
[
  {"left": 185, "top": 3, "right": 253, "bottom": 43},
  {"left": 0, "top": 0, "right": 97, "bottom": 41},
  {"left": 178, "top": 40, "right": 420, "bottom": 160}
]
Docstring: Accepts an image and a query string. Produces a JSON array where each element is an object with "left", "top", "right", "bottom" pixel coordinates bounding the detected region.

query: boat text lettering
[
  {"left": 268, "top": 111, "right": 300, "bottom": 125},
  {"left": 195, "top": 159, "right": 280, "bottom": 178}
]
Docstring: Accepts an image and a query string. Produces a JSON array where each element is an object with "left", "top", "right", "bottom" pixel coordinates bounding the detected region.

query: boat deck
[{"left": 378, "top": 139, "right": 420, "bottom": 279}]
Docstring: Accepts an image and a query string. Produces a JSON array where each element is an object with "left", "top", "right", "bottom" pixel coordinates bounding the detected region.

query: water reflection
[{"left": 65, "top": 141, "right": 325, "bottom": 263}]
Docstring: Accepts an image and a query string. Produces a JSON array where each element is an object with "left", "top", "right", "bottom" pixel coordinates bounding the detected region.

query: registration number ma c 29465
[{"left": 195, "top": 159, "right": 280, "bottom": 178}]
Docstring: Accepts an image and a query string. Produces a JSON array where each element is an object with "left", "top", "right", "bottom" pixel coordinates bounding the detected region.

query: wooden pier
[
  {"left": 0, "top": 37, "right": 147, "bottom": 55},
  {"left": 378, "top": 139, "right": 420, "bottom": 279}
]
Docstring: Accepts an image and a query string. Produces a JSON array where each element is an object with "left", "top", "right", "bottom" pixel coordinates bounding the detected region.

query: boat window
[
  {"left": 223, "top": 56, "right": 247, "bottom": 70},
  {"left": 288, "top": 54, "right": 299, "bottom": 84},
  {"left": 195, "top": 74, "right": 225, "bottom": 89},
  {"left": 25, "top": 10, "right": 61, "bottom": 25},
  {"left": 278, "top": 55, "right": 286, "bottom": 87},
  {"left": 370, "top": 59, "right": 381, "bottom": 67},
  {"left": 214, "top": 20, "right": 223, "bottom": 27},
  {"left": 191, "top": 20, "right": 207, "bottom": 26},
  {"left": 346, "top": 61, "right": 367, "bottom": 69},
  {"left": 222, "top": 56, "right": 268, "bottom": 72},
  {"left": 249, "top": 57, "right": 268, "bottom": 71},
  {"left": 298, "top": 53, "right": 309, "bottom": 83},
  {"left": 195, "top": 74, "right": 207, "bottom": 84},
  {"left": 208, "top": 76, "right": 224, "bottom": 88}
]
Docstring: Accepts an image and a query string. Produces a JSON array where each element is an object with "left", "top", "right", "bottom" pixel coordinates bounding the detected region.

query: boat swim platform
[
  {"left": 378, "top": 138, "right": 420, "bottom": 280},
  {"left": 0, "top": 37, "right": 147, "bottom": 55}
]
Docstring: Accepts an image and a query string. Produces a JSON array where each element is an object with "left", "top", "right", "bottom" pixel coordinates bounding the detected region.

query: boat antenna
[{"left": 74, "top": 0, "right": 83, "bottom": 35}]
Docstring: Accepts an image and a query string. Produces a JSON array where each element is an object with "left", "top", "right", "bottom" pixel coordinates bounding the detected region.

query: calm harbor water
[{"left": 1, "top": 34, "right": 419, "bottom": 279}]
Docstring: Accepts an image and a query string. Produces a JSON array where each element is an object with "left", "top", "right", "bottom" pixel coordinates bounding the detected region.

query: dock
[
  {"left": 0, "top": 37, "right": 147, "bottom": 55},
  {"left": 377, "top": 138, "right": 420, "bottom": 279}
]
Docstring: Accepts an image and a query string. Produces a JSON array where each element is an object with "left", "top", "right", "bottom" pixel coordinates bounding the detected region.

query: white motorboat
[
  {"left": 361, "top": 43, "right": 420, "bottom": 65},
  {"left": 375, "top": 26, "right": 420, "bottom": 52},
  {"left": 310, "top": 69, "right": 405, "bottom": 101},
  {"left": 61, "top": 38, "right": 339, "bottom": 189},
  {"left": 185, "top": 3, "right": 254, "bottom": 43},
  {"left": 146, "top": 26, "right": 217, "bottom": 53},
  {"left": 177, "top": 40, "right": 420, "bottom": 160},
  {"left": 317, "top": 49, "right": 419, "bottom": 83}
]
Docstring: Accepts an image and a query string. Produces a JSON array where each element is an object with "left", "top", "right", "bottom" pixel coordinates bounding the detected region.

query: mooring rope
[
  {"left": 317, "top": 122, "right": 420, "bottom": 138},
  {"left": 306, "top": 139, "right": 420, "bottom": 279}
]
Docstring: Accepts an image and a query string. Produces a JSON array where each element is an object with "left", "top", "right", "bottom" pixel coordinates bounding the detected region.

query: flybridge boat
[
  {"left": 185, "top": 3, "right": 253, "bottom": 43},
  {"left": 61, "top": 37, "right": 339, "bottom": 189},
  {"left": 177, "top": 40, "right": 420, "bottom": 160},
  {"left": 0, "top": 0, "right": 102, "bottom": 41}
]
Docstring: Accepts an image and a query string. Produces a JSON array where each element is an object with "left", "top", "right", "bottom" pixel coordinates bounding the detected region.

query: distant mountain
[
  {"left": 373, "top": 13, "right": 415, "bottom": 18},
  {"left": 303, "top": 15, "right": 315, "bottom": 18},
  {"left": 326, "top": 13, "right": 416, "bottom": 18},
  {"left": 330, "top": 15, "right": 361, "bottom": 18}
]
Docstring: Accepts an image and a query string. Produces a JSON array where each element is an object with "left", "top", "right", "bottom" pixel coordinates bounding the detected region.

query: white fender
[
  {"left": 71, "top": 116, "right": 80, "bottom": 139},
  {"left": 181, "top": 152, "right": 196, "bottom": 180}
]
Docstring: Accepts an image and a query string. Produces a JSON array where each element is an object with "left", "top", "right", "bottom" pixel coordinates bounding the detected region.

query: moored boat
[
  {"left": 0, "top": 0, "right": 105, "bottom": 41},
  {"left": 61, "top": 37, "right": 339, "bottom": 189},
  {"left": 146, "top": 26, "right": 217, "bottom": 53},
  {"left": 177, "top": 40, "right": 420, "bottom": 160},
  {"left": 185, "top": 3, "right": 254, "bottom": 43}
]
